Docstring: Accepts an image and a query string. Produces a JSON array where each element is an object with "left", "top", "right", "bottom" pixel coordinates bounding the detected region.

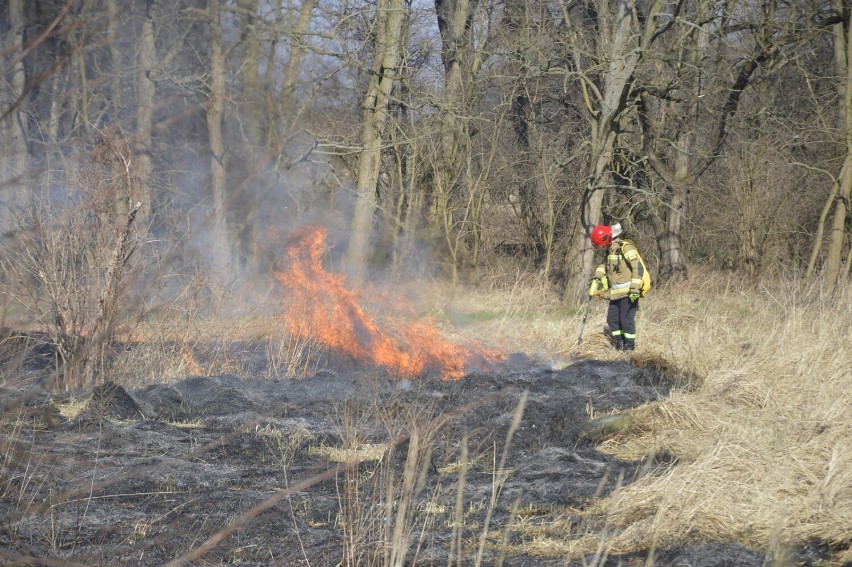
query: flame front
[{"left": 274, "top": 226, "right": 501, "bottom": 380}]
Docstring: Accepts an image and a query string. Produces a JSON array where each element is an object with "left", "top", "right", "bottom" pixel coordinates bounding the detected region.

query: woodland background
[
  {"left": 1, "top": 3, "right": 851, "bottom": 564},
  {"left": 0, "top": 0, "right": 850, "bottom": 376}
]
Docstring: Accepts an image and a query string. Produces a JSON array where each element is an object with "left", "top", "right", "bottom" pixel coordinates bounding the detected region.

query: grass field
[{"left": 1, "top": 265, "right": 849, "bottom": 565}]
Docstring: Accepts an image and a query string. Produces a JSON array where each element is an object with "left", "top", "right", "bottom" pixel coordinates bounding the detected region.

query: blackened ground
[{"left": 0, "top": 355, "right": 825, "bottom": 566}]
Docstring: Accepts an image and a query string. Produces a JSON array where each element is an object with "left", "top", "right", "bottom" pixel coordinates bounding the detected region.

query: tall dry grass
[
  {"left": 601, "top": 272, "right": 851, "bottom": 563},
  {"left": 445, "top": 267, "right": 851, "bottom": 563}
]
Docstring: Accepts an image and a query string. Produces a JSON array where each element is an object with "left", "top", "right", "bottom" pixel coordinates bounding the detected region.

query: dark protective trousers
[{"left": 607, "top": 297, "right": 638, "bottom": 349}]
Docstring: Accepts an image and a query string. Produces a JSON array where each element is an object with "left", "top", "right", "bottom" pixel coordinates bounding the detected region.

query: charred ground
[{"left": 0, "top": 347, "right": 827, "bottom": 566}]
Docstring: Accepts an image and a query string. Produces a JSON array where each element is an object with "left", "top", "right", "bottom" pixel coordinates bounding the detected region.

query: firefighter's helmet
[{"left": 589, "top": 223, "right": 622, "bottom": 247}]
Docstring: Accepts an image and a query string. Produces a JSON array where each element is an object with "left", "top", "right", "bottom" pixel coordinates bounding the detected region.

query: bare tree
[
  {"left": 823, "top": 0, "right": 852, "bottom": 288},
  {"left": 556, "top": 0, "right": 668, "bottom": 303},
  {"left": 635, "top": 0, "right": 792, "bottom": 281},
  {"left": 4, "top": 0, "right": 845, "bottom": 324},
  {"left": 504, "top": 3, "right": 549, "bottom": 268},
  {"left": 430, "top": 0, "right": 478, "bottom": 284},
  {"left": 206, "top": 0, "right": 235, "bottom": 287},
  {"left": 131, "top": 0, "right": 157, "bottom": 233},
  {"left": 498, "top": 2, "right": 582, "bottom": 280},
  {"left": 345, "top": 0, "right": 407, "bottom": 283},
  {"left": 0, "top": 0, "right": 30, "bottom": 231},
  {"left": 280, "top": 0, "right": 317, "bottom": 132},
  {"left": 1, "top": 132, "right": 143, "bottom": 389}
]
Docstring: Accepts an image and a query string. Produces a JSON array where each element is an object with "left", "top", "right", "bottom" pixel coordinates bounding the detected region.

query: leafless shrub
[{"left": 0, "top": 131, "right": 146, "bottom": 390}]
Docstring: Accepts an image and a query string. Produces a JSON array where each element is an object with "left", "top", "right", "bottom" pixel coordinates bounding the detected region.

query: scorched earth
[{"left": 0, "top": 352, "right": 791, "bottom": 567}]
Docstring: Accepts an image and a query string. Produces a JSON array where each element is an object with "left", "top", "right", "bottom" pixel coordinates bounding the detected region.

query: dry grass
[
  {"left": 446, "top": 268, "right": 851, "bottom": 564},
  {"left": 106, "top": 290, "right": 326, "bottom": 387},
  {"left": 437, "top": 272, "right": 587, "bottom": 361},
  {"left": 601, "top": 274, "right": 851, "bottom": 562},
  {"left": 2, "top": 262, "right": 848, "bottom": 564}
]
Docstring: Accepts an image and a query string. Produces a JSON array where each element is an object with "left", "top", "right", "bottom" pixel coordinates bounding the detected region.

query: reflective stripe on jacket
[{"left": 595, "top": 239, "right": 643, "bottom": 300}]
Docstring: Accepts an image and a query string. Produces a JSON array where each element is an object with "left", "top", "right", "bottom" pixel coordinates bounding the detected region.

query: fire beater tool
[
  {"left": 551, "top": 289, "right": 593, "bottom": 371},
  {"left": 576, "top": 293, "right": 592, "bottom": 346}
]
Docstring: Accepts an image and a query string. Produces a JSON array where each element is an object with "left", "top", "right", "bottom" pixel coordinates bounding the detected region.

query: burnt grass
[{"left": 0, "top": 348, "right": 828, "bottom": 566}]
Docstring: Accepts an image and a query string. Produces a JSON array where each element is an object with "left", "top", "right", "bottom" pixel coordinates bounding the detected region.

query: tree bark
[
  {"left": 433, "top": 0, "right": 476, "bottom": 285},
  {"left": 825, "top": 4, "right": 852, "bottom": 288},
  {"left": 134, "top": 0, "right": 157, "bottom": 234},
  {"left": 562, "top": 0, "right": 666, "bottom": 304},
  {"left": 0, "top": 0, "right": 30, "bottom": 231},
  {"left": 660, "top": 138, "right": 692, "bottom": 280},
  {"left": 345, "top": 0, "right": 406, "bottom": 283},
  {"left": 206, "top": 0, "right": 235, "bottom": 287}
]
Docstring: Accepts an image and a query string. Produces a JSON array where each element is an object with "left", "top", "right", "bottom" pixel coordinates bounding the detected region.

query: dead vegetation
[
  {"left": 448, "top": 268, "right": 852, "bottom": 564},
  {"left": 0, "top": 263, "right": 849, "bottom": 565}
]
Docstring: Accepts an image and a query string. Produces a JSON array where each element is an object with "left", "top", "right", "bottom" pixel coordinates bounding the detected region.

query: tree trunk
[
  {"left": 825, "top": 5, "right": 852, "bottom": 288},
  {"left": 568, "top": 130, "right": 614, "bottom": 304},
  {"left": 563, "top": 0, "right": 666, "bottom": 304},
  {"left": 281, "top": 0, "right": 316, "bottom": 131},
  {"left": 661, "top": 136, "right": 692, "bottom": 280},
  {"left": 432, "top": 0, "right": 475, "bottom": 285},
  {"left": 0, "top": 0, "right": 30, "bottom": 231},
  {"left": 345, "top": 0, "right": 406, "bottom": 283},
  {"left": 511, "top": 83, "right": 546, "bottom": 264},
  {"left": 206, "top": 0, "right": 235, "bottom": 287},
  {"left": 134, "top": 0, "right": 157, "bottom": 234}
]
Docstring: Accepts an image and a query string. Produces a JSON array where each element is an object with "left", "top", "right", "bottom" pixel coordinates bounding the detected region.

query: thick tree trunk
[
  {"left": 662, "top": 182, "right": 689, "bottom": 279},
  {"left": 433, "top": 0, "right": 475, "bottom": 285},
  {"left": 134, "top": 0, "right": 157, "bottom": 234},
  {"left": 345, "top": 0, "right": 406, "bottom": 283},
  {"left": 567, "top": 130, "right": 614, "bottom": 304},
  {"left": 512, "top": 85, "right": 547, "bottom": 265},
  {"left": 206, "top": 0, "right": 234, "bottom": 287},
  {"left": 0, "top": 0, "right": 30, "bottom": 231},
  {"left": 661, "top": 136, "right": 692, "bottom": 280},
  {"left": 825, "top": 6, "right": 852, "bottom": 288},
  {"left": 564, "top": 0, "right": 663, "bottom": 304}
]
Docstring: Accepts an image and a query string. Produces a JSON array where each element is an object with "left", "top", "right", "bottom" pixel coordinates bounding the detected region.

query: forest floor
[{"left": 0, "top": 341, "right": 833, "bottom": 566}]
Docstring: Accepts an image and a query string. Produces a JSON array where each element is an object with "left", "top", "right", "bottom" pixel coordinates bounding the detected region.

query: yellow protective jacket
[{"left": 595, "top": 239, "right": 645, "bottom": 300}]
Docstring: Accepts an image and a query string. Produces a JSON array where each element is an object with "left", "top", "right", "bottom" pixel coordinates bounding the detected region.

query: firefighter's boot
[{"left": 623, "top": 335, "right": 635, "bottom": 351}]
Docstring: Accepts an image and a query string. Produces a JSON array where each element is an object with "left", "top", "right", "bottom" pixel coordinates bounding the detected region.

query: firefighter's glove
[
  {"left": 628, "top": 291, "right": 640, "bottom": 303},
  {"left": 588, "top": 278, "right": 603, "bottom": 298}
]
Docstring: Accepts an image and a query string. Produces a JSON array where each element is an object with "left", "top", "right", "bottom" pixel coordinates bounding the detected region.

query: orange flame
[{"left": 274, "top": 226, "right": 502, "bottom": 380}]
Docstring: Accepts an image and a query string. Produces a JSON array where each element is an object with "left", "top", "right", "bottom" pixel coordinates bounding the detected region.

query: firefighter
[{"left": 587, "top": 223, "right": 645, "bottom": 351}]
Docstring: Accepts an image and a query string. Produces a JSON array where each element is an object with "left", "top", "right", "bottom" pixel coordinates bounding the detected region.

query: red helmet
[
  {"left": 590, "top": 223, "right": 622, "bottom": 248},
  {"left": 590, "top": 225, "right": 612, "bottom": 247}
]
